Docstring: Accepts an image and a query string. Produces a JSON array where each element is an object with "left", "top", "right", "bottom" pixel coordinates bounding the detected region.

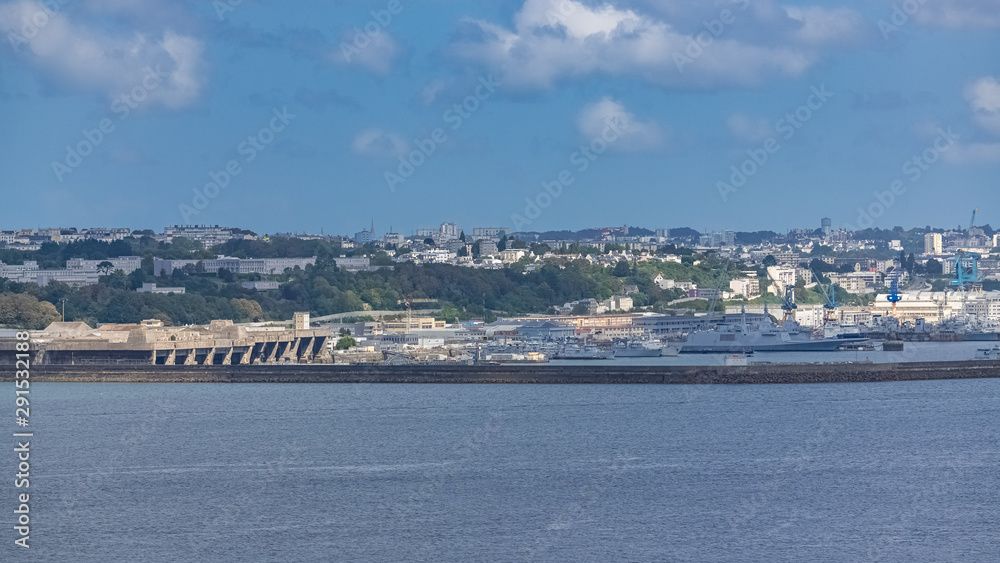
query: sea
[{"left": 2, "top": 346, "right": 999, "bottom": 562}]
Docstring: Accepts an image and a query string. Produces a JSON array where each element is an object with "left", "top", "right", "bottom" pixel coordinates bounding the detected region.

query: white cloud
[
  {"left": 418, "top": 78, "right": 450, "bottom": 106},
  {"left": 912, "top": 0, "right": 1000, "bottom": 29},
  {"left": 577, "top": 97, "right": 662, "bottom": 152},
  {"left": 446, "top": 0, "right": 867, "bottom": 91},
  {"left": 942, "top": 76, "right": 1000, "bottom": 164},
  {"left": 942, "top": 143, "right": 1000, "bottom": 164},
  {"left": 784, "top": 6, "right": 867, "bottom": 46},
  {"left": 0, "top": 0, "right": 206, "bottom": 109},
  {"left": 965, "top": 76, "right": 1000, "bottom": 136},
  {"left": 330, "top": 30, "right": 401, "bottom": 76},
  {"left": 727, "top": 114, "right": 773, "bottom": 142},
  {"left": 351, "top": 128, "right": 409, "bottom": 158}
]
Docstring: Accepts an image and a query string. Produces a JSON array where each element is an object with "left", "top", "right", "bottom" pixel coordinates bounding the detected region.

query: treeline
[{"left": 0, "top": 256, "right": 743, "bottom": 327}]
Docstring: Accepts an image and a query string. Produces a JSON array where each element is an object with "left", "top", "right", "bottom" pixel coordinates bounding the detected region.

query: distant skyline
[{"left": 2, "top": 0, "right": 999, "bottom": 234}]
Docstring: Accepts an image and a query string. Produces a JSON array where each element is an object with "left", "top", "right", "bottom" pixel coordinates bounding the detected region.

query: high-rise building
[
  {"left": 821, "top": 217, "right": 832, "bottom": 236},
  {"left": 924, "top": 232, "right": 943, "bottom": 255},
  {"left": 472, "top": 227, "right": 509, "bottom": 240},
  {"left": 699, "top": 230, "right": 736, "bottom": 247}
]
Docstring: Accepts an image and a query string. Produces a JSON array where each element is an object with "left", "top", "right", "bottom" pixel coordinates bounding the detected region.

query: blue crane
[
  {"left": 887, "top": 275, "right": 902, "bottom": 318},
  {"left": 951, "top": 250, "right": 981, "bottom": 290},
  {"left": 818, "top": 278, "right": 840, "bottom": 324}
]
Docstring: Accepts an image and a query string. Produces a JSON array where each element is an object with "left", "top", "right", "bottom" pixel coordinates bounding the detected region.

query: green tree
[
  {"left": 0, "top": 293, "right": 60, "bottom": 329},
  {"left": 335, "top": 335, "right": 356, "bottom": 349},
  {"left": 96, "top": 261, "right": 114, "bottom": 276},
  {"left": 763, "top": 255, "right": 777, "bottom": 267},
  {"left": 232, "top": 298, "right": 264, "bottom": 322},
  {"left": 613, "top": 260, "right": 631, "bottom": 277},
  {"left": 925, "top": 258, "right": 943, "bottom": 276}
]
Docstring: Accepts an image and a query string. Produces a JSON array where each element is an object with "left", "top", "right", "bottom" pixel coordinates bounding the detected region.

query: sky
[{"left": 1, "top": 0, "right": 999, "bottom": 236}]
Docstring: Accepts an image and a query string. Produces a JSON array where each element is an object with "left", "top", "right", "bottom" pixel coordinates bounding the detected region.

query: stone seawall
[{"left": 4, "top": 361, "right": 1000, "bottom": 384}]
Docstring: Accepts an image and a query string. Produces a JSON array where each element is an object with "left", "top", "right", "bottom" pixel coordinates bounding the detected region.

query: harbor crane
[
  {"left": 780, "top": 284, "right": 797, "bottom": 323},
  {"left": 950, "top": 207, "right": 983, "bottom": 291},
  {"left": 887, "top": 275, "right": 902, "bottom": 318},
  {"left": 812, "top": 271, "right": 841, "bottom": 324}
]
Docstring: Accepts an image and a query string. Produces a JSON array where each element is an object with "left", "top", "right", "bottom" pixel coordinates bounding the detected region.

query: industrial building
[{"left": 2, "top": 313, "right": 328, "bottom": 366}]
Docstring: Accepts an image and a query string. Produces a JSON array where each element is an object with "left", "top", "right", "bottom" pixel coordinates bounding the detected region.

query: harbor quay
[{"left": 5, "top": 360, "right": 1000, "bottom": 385}]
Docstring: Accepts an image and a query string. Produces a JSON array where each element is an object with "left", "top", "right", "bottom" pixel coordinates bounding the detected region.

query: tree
[
  {"left": 335, "top": 335, "right": 356, "bottom": 349},
  {"left": 232, "top": 298, "right": 263, "bottom": 322},
  {"left": 96, "top": 261, "right": 114, "bottom": 276},
  {"left": 613, "top": 260, "right": 631, "bottom": 277},
  {"left": 925, "top": 258, "right": 943, "bottom": 276},
  {"left": 571, "top": 302, "right": 590, "bottom": 315},
  {"left": 498, "top": 234, "right": 507, "bottom": 252},
  {"left": 763, "top": 255, "right": 777, "bottom": 267},
  {"left": 457, "top": 246, "right": 468, "bottom": 257},
  {"left": 424, "top": 238, "right": 435, "bottom": 246},
  {"left": 0, "top": 293, "right": 60, "bottom": 329},
  {"left": 459, "top": 231, "right": 466, "bottom": 242},
  {"left": 218, "top": 268, "right": 235, "bottom": 283}
]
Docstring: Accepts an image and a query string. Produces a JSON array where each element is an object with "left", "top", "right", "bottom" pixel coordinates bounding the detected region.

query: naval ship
[{"left": 680, "top": 305, "right": 871, "bottom": 354}]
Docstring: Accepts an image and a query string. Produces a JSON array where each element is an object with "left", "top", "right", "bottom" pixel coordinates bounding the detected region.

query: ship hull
[
  {"left": 680, "top": 337, "right": 870, "bottom": 353},
  {"left": 613, "top": 349, "right": 662, "bottom": 357}
]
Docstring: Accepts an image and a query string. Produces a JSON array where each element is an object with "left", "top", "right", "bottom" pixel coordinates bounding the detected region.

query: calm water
[{"left": 2, "top": 380, "right": 999, "bottom": 562}]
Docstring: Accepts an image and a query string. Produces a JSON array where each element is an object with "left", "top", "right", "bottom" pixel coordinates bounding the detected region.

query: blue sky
[{"left": 1, "top": 0, "right": 999, "bottom": 235}]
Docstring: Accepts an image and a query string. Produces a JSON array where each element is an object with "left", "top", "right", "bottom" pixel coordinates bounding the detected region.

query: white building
[
  {"left": 729, "top": 278, "right": 760, "bottom": 298},
  {"left": 924, "top": 233, "right": 943, "bottom": 255},
  {"left": 0, "top": 261, "right": 99, "bottom": 286},
  {"left": 137, "top": 283, "right": 185, "bottom": 294},
  {"left": 498, "top": 249, "right": 528, "bottom": 264},
  {"left": 828, "top": 271, "right": 881, "bottom": 294},
  {"left": 153, "top": 256, "right": 317, "bottom": 276},
  {"left": 163, "top": 225, "right": 239, "bottom": 248},
  {"left": 66, "top": 256, "right": 141, "bottom": 275},
  {"left": 603, "top": 295, "right": 633, "bottom": 312},
  {"left": 472, "top": 227, "right": 509, "bottom": 241},
  {"left": 242, "top": 281, "right": 280, "bottom": 290}
]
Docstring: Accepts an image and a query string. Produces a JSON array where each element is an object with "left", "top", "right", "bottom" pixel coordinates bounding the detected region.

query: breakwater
[{"left": 5, "top": 361, "right": 1000, "bottom": 384}]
